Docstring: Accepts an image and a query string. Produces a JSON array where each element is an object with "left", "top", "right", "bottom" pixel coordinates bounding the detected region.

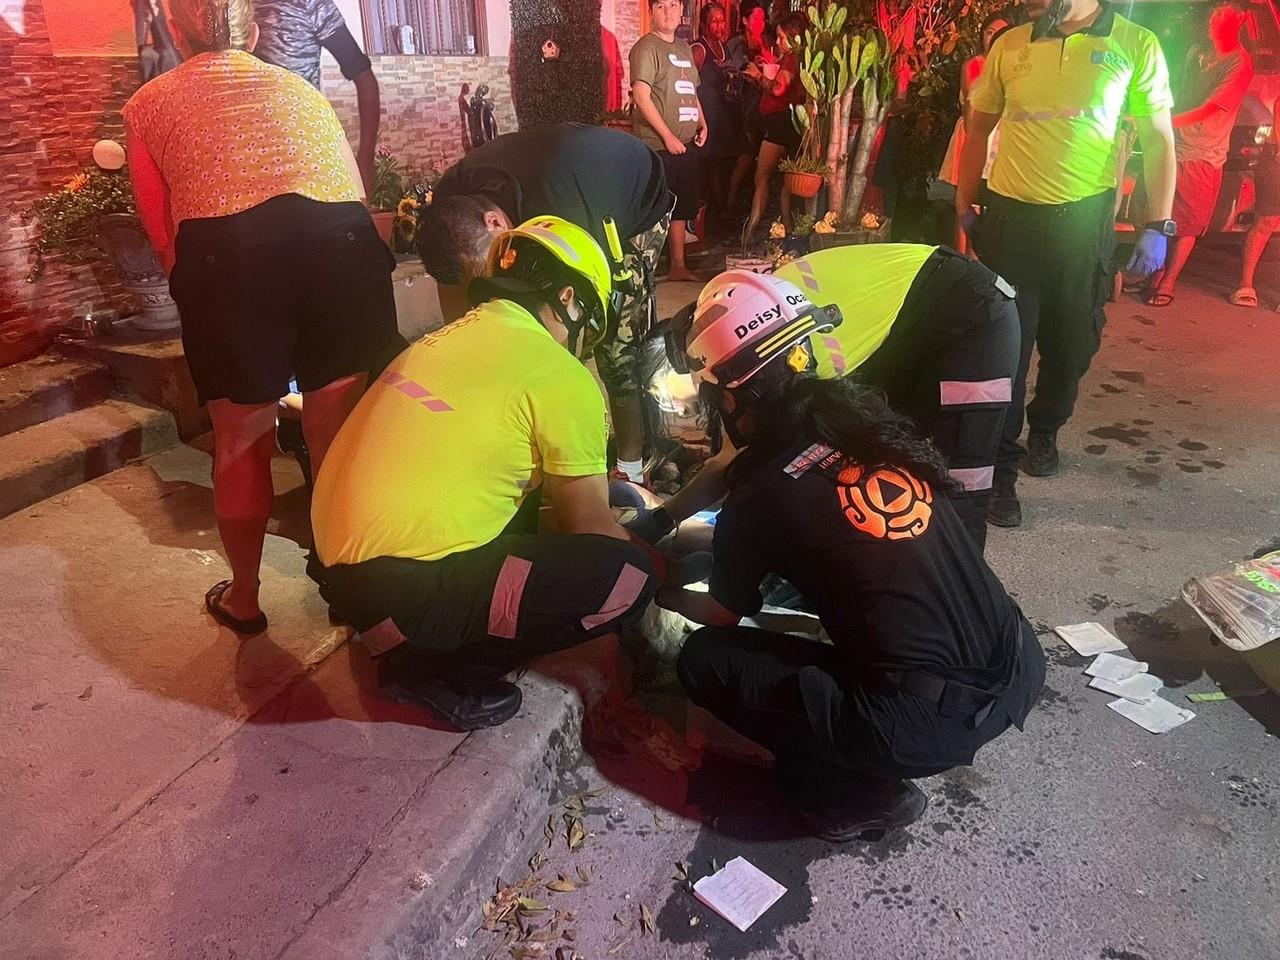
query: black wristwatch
[
  {"left": 650, "top": 506, "right": 676, "bottom": 539},
  {"left": 1144, "top": 219, "right": 1177, "bottom": 237}
]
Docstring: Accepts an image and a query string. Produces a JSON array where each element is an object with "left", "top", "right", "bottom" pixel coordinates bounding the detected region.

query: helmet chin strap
[
  {"left": 709, "top": 342, "right": 817, "bottom": 447},
  {"left": 551, "top": 297, "right": 590, "bottom": 358}
]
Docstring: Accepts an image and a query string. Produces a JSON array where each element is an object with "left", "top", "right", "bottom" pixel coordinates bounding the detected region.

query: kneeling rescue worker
[
  {"left": 651, "top": 244, "right": 1020, "bottom": 552},
  {"left": 656, "top": 273, "right": 1045, "bottom": 841},
  {"left": 310, "top": 216, "right": 658, "bottom": 730}
]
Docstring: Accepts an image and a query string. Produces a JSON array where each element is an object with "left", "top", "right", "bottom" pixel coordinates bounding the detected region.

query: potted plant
[
  {"left": 389, "top": 160, "right": 443, "bottom": 255},
  {"left": 778, "top": 112, "right": 827, "bottom": 200},
  {"left": 769, "top": 211, "right": 817, "bottom": 269},
  {"left": 24, "top": 151, "right": 180, "bottom": 331},
  {"left": 369, "top": 145, "right": 406, "bottom": 249}
]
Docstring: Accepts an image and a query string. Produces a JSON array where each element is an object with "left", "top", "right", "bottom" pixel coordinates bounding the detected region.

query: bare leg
[
  {"left": 1240, "top": 218, "right": 1279, "bottom": 290},
  {"left": 1150, "top": 236, "right": 1196, "bottom": 298},
  {"left": 207, "top": 399, "right": 279, "bottom": 622},
  {"left": 665, "top": 221, "right": 699, "bottom": 283},
  {"left": 744, "top": 141, "right": 787, "bottom": 242},
  {"left": 780, "top": 181, "right": 793, "bottom": 233},
  {"left": 301, "top": 371, "right": 369, "bottom": 475}
]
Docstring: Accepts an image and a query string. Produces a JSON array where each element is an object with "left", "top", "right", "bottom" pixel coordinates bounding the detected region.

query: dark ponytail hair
[{"left": 725, "top": 374, "right": 955, "bottom": 492}]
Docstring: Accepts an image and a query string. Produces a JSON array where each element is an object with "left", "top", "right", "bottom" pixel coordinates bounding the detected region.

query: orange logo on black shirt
[{"left": 836, "top": 464, "right": 933, "bottom": 540}]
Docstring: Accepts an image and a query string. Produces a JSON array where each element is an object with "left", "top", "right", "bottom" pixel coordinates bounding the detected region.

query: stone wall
[
  {"left": 1, "top": 0, "right": 139, "bottom": 364},
  {"left": 323, "top": 55, "right": 517, "bottom": 174}
]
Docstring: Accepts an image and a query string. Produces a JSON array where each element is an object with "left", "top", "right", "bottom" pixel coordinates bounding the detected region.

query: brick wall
[
  {"left": 613, "top": 1, "right": 643, "bottom": 94},
  {"left": 323, "top": 55, "right": 517, "bottom": 174},
  {"left": 1, "top": 0, "right": 139, "bottom": 364},
  {"left": 0, "top": 5, "right": 573, "bottom": 366}
]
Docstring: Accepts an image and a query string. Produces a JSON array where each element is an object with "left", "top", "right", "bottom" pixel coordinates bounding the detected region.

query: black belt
[
  {"left": 879, "top": 625, "right": 1026, "bottom": 729},
  {"left": 883, "top": 670, "right": 1000, "bottom": 728}
]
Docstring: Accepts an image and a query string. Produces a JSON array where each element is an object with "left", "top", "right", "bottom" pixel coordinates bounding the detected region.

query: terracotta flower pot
[
  {"left": 371, "top": 211, "right": 397, "bottom": 250},
  {"left": 95, "top": 214, "right": 180, "bottom": 331},
  {"left": 783, "top": 171, "right": 823, "bottom": 199}
]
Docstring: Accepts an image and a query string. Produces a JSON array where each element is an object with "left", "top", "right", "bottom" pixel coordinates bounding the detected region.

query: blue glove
[{"left": 1124, "top": 228, "right": 1168, "bottom": 280}]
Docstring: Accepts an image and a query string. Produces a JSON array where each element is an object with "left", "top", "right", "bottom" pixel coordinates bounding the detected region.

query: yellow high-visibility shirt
[
  {"left": 312, "top": 300, "right": 607, "bottom": 566},
  {"left": 970, "top": 6, "right": 1173, "bottom": 205},
  {"left": 774, "top": 244, "right": 937, "bottom": 379}
]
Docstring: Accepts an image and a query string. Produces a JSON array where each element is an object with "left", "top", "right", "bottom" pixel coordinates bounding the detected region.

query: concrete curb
[{"left": 279, "top": 637, "right": 632, "bottom": 960}]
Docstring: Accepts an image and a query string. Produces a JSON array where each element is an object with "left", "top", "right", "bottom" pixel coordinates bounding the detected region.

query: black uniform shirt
[
  {"left": 433, "top": 123, "right": 671, "bottom": 249},
  {"left": 710, "top": 440, "right": 1021, "bottom": 681}
]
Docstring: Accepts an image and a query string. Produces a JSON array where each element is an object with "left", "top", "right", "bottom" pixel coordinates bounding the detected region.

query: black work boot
[
  {"left": 377, "top": 650, "right": 522, "bottom": 730},
  {"left": 987, "top": 480, "right": 1022, "bottom": 528},
  {"left": 793, "top": 778, "right": 929, "bottom": 843},
  {"left": 1023, "top": 430, "right": 1060, "bottom": 477}
]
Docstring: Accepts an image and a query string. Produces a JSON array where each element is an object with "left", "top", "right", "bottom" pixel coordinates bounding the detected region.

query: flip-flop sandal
[
  {"left": 204, "top": 580, "right": 268, "bottom": 635},
  {"left": 1229, "top": 287, "right": 1259, "bottom": 307},
  {"left": 1143, "top": 292, "right": 1174, "bottom": 307}
]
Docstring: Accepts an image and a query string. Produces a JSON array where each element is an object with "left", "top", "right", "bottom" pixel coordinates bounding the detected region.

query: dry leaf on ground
[{"left": 546, "top": 876, "right": 577, "bottom": 894}]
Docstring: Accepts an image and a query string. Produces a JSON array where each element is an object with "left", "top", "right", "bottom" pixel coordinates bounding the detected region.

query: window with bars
[{"left": 361, "top": 0, "right": 484, "bottom": 56}]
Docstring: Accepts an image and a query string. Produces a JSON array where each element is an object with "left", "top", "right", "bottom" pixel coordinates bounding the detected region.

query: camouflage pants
[{"left": 594, "top": 205, "right": 672, "bottom": 399}]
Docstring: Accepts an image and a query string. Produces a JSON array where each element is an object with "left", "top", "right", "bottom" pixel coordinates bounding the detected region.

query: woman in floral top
[{"left": 124, "top": 0, "right": 402, "bottom": 635}]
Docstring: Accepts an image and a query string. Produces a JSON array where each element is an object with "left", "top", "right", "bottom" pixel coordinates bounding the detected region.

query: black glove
[{"left": 624, "top": 506, "right": 676, "bottom": 545}]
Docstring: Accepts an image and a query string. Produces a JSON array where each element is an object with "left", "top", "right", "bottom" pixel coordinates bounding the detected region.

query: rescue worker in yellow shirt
[
  {"left": 310, "top": 217, "right": 659, "bottom": 730},
  {"left": 644, "top": 243, "right": 1020, "bottom": 553},
  {"left": 957, "top": 0, "right": 1176, "bottom": 527}
]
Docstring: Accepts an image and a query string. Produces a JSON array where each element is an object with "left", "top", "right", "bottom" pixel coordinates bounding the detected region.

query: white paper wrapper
[
  {"left": 1055, "top": 622, "right": 1127, "bottom": 656},
  {"left": 1107, "top": 695, "right": 1195, "bottom": 733},
  {"left": 693, "top": 857, "right": 787, "bottom": 932}
]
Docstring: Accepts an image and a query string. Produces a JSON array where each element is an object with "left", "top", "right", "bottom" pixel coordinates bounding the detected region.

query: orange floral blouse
[{"left": 123, "top": 49, "right": 359, "bottom": 226}]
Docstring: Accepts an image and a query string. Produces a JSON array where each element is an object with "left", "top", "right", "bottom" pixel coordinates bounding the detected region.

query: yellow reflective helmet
[{"left": 485, "top": 215, "right": 615, "bottom": 357}]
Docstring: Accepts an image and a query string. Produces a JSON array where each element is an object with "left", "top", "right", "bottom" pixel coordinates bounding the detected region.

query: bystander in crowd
[
  {"left": 631, "top": 0, "right": 707, "bottom": 281},
  {"left": 1147, "top": 1, "right": 1253, "bottom": 307},
  {"left": 937, "top": 11, "right": 1013, "bottom": 253},
  {"left": 742, "top": 11, "right": 806, "bottom": 240},
  {"left": 253, "top": 0, "right": 381, "bottom": 196},
  {"left": 123, "top": 0, "right": 401, "bottom": 635},
  {"left": 1234, "top": 90, "right": 1280, "bottom": 308},
  {"left": 693, "top": 2, "right": 746, "bottom": 233}
]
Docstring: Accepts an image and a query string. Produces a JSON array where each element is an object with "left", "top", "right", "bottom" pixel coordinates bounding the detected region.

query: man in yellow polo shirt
[
  {"left": 642, "top": 244, "right": 1020, "bottom": 552},
  {"left": 311, "top": 217, "right": 657, "bottom": 730},
  {"left": 957, "top": 0, "right": 1176, "bottom": 528}
]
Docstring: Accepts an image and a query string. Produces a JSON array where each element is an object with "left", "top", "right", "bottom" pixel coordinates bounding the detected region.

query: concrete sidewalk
[{"left": 0, "top": 444, "right": 629, "bottom": 959}]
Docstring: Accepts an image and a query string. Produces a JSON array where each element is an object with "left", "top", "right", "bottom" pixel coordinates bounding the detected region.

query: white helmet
[{"left": 686, "top": 270, "right": 840, "bottom": 389}]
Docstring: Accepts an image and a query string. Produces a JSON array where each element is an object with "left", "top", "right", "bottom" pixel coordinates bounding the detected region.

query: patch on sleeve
[{"left": 783, "top": 443, "right": 839, "bottom": 478}]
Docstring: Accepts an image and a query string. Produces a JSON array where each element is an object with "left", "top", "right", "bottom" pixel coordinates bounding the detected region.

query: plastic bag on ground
[{"left": 1181, "top": 551, "right": 1280, "bottom": 652}]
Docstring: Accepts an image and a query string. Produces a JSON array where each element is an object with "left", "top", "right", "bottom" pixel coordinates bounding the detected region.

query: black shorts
[
  {"left": 1255, "top": 152, "right": 1280, "bottom": 218},
  {"left": 659, "top": 148, "right": 705, "bottom": 221},
  {"left": 761, "top": 110, "right": 800, "bottom": 155},
  {"left": 170, "top": 194, "right": 403, "bottom": 406}
]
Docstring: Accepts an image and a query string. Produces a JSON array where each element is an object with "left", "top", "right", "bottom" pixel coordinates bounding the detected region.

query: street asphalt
[{"left": 467, "top": 257, "right": 1280, "bottom": 960}]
